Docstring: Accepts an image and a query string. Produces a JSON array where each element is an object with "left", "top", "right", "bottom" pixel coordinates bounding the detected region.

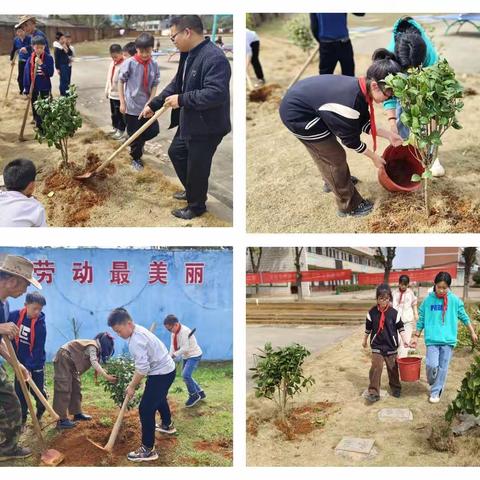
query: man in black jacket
[{"left": 141, "top": 15, "right": 231, "bottom": 220}]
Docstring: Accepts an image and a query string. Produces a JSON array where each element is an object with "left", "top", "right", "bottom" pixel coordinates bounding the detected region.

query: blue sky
[{"left": 392, "top": 248, "right": 425, "bottom": 269}]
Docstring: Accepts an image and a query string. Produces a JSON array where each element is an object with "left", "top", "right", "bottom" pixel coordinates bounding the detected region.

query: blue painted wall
[{"left": 3, "top": 248, "right": 232, "bottom": 361}]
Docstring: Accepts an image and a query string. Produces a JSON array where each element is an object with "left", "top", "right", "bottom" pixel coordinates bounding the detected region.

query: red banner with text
[
  {"left": 246, "top": 269, "right": 352, "bottom": 285},
  {"left": 357, "top": 265, "right": 458, "bottom": 286}
]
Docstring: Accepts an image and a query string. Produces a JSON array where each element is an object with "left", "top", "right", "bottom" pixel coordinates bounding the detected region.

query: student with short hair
[
  {"left": 123, "top": 42, "right": 137, "bottom": 58},
  {"left": 23, "top": 35, "right": 54, "bottom": 130},
  {"left": 164, "top": 314, "right": 205, "bottom": 407},
  {"left": 108, "top": 308, "right": 176, "bottom": 462},
  {"left": 0, "top": 159, "right": 47, "bottom": 227},
  {"left": 10, "top": 26, "right": 30, "bottom": 95},
  {"left": 105, "top": 44, "right": 127, "bottom": 140},
  {"left": 52, "top": 333, "right": 116, "bottom": 429},
  {"left": 9, "top": 292, "right": 47, "bottom": 424},
  {"left": 118, "top": 33, "right": 160, "bottom": 170},
  {"left": 14, "top": 15, "right": 50, "bottom": 54}
]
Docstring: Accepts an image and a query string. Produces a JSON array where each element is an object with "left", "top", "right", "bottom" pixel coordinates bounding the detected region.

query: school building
[
  {"left": 3, "top": 247, "right": 233, "bottom": 361},
  {"left": 246, "top": 247, "right": 383, "bottom": 297}
]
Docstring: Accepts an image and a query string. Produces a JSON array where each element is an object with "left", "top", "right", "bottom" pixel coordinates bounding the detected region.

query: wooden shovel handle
[
  {"left": 95, "top": 106, "right": 169, "bottom": 175},
  {"left": 287, "top": 45, "right": 320, "bottom": 90},
  {"left": 104, "top": 395, "right": 130, "bottom": 452},
  {"left": 19, "top": 57, "right": 39, "bottom": 140},
  {"left": 26, "top": 376, "right": 60, "bottom": 421},
  {"left": 4, "top": 337, "right": 45, "bottom": 445},
  {"left": 5, "top": 51, "right": 17, "bottom": 101}
]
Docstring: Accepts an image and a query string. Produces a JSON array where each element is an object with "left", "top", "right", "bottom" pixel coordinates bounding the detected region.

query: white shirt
[
  {"left": 0, "top": 191, "right": 47, "bottom": 227},
  {"left": 128, "top": 324, "right": 175, "bottom": 376},
  {"left": 246, "top": 29, "right": 259, "bottom": 56},
  {"left": 169, "top": 324, "right": 202, "bottom": 359}
]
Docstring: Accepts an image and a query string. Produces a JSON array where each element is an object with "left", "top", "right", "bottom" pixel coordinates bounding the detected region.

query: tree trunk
[{"left": 424, "top": 178, "right": 430, "bottom": 217}]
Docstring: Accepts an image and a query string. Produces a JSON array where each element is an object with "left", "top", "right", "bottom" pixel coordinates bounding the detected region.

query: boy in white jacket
[
  {"left": 164, "top": 314, "right": 204, "bottom": 407},
  {"left": 105, "top": 44, "right": 127, "bottom": 140}
]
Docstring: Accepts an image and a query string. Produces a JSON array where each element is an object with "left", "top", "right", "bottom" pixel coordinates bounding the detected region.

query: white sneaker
[
  {"left": 111, "top": 130, "right": 123, "bottom": 140},
  {"left": 429, "top": 396, "right": 440, "bottom": 404},
  {"left": 431, "top": 157, "right": 445, "bottom": 177},
  {"left": 109, "top": 128, "right": 118, "bottom": 136}
]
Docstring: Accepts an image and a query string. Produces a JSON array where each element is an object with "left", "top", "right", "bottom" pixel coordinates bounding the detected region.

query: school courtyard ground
[
  {"left": 246, "top": 14, "right": 480, "bottom": 233},
  {"left": 246, "top": 291, "right": 480, "bottom": 466},
  {"left": 0, "top": 35, "right": 233, "bottom": 226},
  {"left": 3, "top": 361, "right": 232, "bottom": 467}
]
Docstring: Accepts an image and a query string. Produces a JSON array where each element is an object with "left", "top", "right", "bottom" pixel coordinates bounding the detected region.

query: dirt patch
[
  {"left": 194, "top": 438, "right": 233, "bottom": 459},
  {"left": 48, "top": 408, "right": 177, "bottom": 466},
  {"left": 249, "top": 83, "right": 282, "bottom": 102},
  {"left": 368, "top": 182, "right": 480, "bottom": 233},
  {"left": 429, "top": 421, "right": 458, "bottom": 453},
  {"left": 246, "top": 415, "right": 259, "bottom": 437}
]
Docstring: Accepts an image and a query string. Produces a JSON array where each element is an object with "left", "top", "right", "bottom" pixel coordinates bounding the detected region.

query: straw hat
[
  {"left": 0, "top": 254, "right": 42, "bottom": 289},
  {"left": 15, "top": 15, "right": 37, "bottom": 29}
]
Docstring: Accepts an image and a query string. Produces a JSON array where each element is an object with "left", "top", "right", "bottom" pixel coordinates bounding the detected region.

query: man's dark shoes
[
  {"left": 73, "top": 413, "right": 92, "bottom": 421},
  {"left": 0, "top": 446, "right": 32, "bottom": 462},
  {"left": 57, "top": 419, "right": 77, "bottom": 429},
  {"left": 337, "top": 199, "right": 374, "bottom": 218},
  {"left": 172, "top": 207, "right": 206, "bottom": 220}
]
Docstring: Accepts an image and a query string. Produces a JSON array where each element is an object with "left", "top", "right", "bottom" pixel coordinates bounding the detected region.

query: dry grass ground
[
  {"left": 246, "top": 19, "right": 480, "bottom": 233},
  {"left": 247, "top": 327, "right": 480, "bottom": 466},
  {"left": 0, "top": 57, "right": 228, "bottom": 227}
]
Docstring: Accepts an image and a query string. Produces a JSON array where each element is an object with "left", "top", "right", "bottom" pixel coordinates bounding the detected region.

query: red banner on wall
[
  {"left": 246, "top": 269, "right": 352, "bottom": 285},
  {"left": 357, "top": 265, "right": 458, "bottom": 286}
]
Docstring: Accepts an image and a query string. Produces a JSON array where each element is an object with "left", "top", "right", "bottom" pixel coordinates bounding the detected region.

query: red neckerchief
[
  {"left": 110, "top": 57, "right": 124, "bottom": 86},
  {"left": 173, "top": 324, "right": 182, "bottom": 351},
  {"left": 377, "top": 304, "right": 389, "bottom": 333},
  {"left": 358, "top": 77, "right": 377, "bottom": 152},
  {"left": 435, "top": 292, "right": 448, "bottom": 324},
  {"left": 30, "top": 52, "right": 44, "bottom": 84},
  {"left": 15, "top": 307, "right": 38, "bottom": 355},
  {"left": 133, "top": 54, "right": 152, "bottom": 92}
]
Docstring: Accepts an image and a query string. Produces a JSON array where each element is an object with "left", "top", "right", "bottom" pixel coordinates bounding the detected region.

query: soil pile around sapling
[
  {"left": 249, "top": 83, "right": 282, "bottom": 102},
  {"left": 194, "top": 438, "right": 233, "bottom": 459},
  {"left": 429, "top": 420, "right": 458, "bottom": 453}
]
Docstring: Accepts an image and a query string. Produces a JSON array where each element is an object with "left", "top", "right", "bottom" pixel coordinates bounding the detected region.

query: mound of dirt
[
  {"left": 429, "top": 421, "right": 458, "bottom": 453},
  {"left": 249, "top": 83, "right": 282, "bottom": 103},
  {"left": 194, "top": 438, "right": 233, "bottom": 459}
]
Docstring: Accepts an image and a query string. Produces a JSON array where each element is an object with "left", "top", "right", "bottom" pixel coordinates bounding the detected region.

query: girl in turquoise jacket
[{"left": 410, "top": 272, "right": 478, "bottom": 404}]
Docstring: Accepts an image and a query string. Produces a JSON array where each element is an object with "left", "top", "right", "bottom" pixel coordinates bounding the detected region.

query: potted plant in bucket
[{"left": 385, "top": 60, "right": 464, "bottom": 216}]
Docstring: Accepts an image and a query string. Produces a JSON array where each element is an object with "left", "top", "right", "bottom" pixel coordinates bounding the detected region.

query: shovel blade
[
  {"left": 75, "top": 172, "right": 95, "bottom": 180},
  {"left": 87, "top": 437, "right": 108, "bottom": 452},
  {"left": 40, "top": 449, "right": 65, "bottom": 466}
]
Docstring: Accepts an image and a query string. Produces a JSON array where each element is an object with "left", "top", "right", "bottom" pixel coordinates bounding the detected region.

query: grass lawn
[{"left": 2, "top": 361, "right": 232, "bottom": 467}]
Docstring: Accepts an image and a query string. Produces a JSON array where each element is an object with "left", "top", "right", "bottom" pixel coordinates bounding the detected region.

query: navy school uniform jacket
[
  {"left": 279, "top": 74, "right": 372, "bottom": 153},
  {"left": 23, "top": 52, "right": 54, "bottom": 93},
  {"left": 309, "top": 13, "right": 365, "bottom": 42},
  {"left": 10, "top": 36, "right": 31, "bottom": 62},
  {"left": 9, "top": 309, "right": 46, "bottom": 371},
  {"left": 365, "top": 305, "right": 404, "bottom": 356},
  {"left": 149, "top": 38, "right": 231, "bottom": 140}
]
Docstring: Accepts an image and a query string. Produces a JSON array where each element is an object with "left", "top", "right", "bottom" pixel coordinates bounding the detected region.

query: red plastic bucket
[
  {"left": 378, "top": 145, "right": 425, "bottom": 192},
  {"left": 397, "top": 356, "right": 422, "bottom": 382}
]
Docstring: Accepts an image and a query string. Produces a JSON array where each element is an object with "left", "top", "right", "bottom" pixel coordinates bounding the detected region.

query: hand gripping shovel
[
  {"left": 4, "top": 337, "right": 64, "bottom": 466},
  {"left": 19, "top": 57, "right": 39, "bottom": 142},
  {"left": 75, "top": 106, "right": 169, "bottom": 180},
  {"left": 87, "top": 394, "right": 130, "bottom": 453}
]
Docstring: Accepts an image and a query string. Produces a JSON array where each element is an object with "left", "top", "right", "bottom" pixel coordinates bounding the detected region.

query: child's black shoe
[
  {"left": 366, "top": 393, "right": 380, "bottom": 403},
  {"left": 337, "top": 200, "right": 373, "bottom": 218},
  {"left": 198, "top": 390, "right": 206, "bottom": 400},
  {"left": 73, "top": 413, "right": 92, "bottom": 421},
  {"left": 185, "top": 393, "right": 201, "bottom": 408},
  {"left": 127, "top": 445, "right": 158, "bottom": 462},
  {"left": 57, "top": 419, "right": 77, "bottom": 429}
]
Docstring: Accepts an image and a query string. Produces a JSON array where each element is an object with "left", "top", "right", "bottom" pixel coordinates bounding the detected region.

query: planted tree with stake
[
  {"left": 385, "top": 60, "right": 464, "bottom": 216},
  {"left": 250, "top": 342, "right": 315, "bottom": 422},
  {"left": 34, "top": 85, "right": 82, "bottom": 168}
]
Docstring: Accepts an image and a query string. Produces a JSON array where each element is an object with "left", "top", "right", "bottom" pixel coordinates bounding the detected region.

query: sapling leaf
[
  {"left": 411, "top": 174, "right": 422, "bottom": 182},
  {"left": 422, "top": 170, "right": 433, "bottom": 180}
]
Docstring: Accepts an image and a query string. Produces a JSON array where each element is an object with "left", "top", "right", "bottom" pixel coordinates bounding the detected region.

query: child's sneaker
[
  {"left": 429, "top": 395, "right": 440, "bottom": 404},
  {"left": 155, "top": 422, "right": 177, "bottom": 434},
  {"left": 127, "top": 445, "right": 158, "bottom": 462},
  {"left": 109, "top": 128, "right": 118, "bottom": 136},
  {"left": 57, "top": 419, "right": 77, "bottom": 429},
  {"left": 131, "top": 159, "right": 144, "bottom": 171},
  {"left": 185, "top": 393, "right": 201, "bottom": 407},
  {"left": 198, "top": 390, "right": 206, "bottom": 400},
  {"left": 111, "top": 130, "right": 123, "bottom": 140}
]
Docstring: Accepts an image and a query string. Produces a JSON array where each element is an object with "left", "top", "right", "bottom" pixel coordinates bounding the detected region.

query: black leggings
[{"left": 250, "top": 40, "right": 264, "bottom": 80}]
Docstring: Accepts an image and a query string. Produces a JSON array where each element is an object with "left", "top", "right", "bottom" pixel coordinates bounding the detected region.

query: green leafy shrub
[
  {"left": 385, "top": 60, "right": 464, "bottom": 216},
  {"left": 445, "top": 355, "right": 480, "bottom": 422},
  {"left": 34, "top": 84, "right": 83, "bottom": 167},
  {"left": 100, "top": 356, "right": 141, "bottom": 409},
  {"left": 286, "top": 17, "right": 315, "bottom": 52},
  {"left": 250, "top": 342, "right": 315, "bottom": 420}
]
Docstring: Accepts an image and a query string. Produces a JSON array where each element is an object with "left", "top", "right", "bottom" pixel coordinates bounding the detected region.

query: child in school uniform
[
  {"left": 118, "top": 33, "right": 160, "bottom": 170},
  {"left": 0, "top": 159, "right": 47, "bottom": 227},
  {"left": 164, "top": 314, "right": 205, "bottom": 407},
  {"left": 363, "top": 283, "right": 410, "bottom": 403},
  {"left": 23, "top": 35, "right": 54, "bottom": 131},
  {"left": 10, "top": 292, "right": 47, "bottom": 424},
  {"left": 52, "top": 333, "right": 116, "bottom": 429},
  {"left": 392, "top": 274, "right": 418, "bottom": 358},
  {"left": 410, "top": 271, "right": 478, "bottom": 403},
  {"left": 105, "top": 44, "right": 127, "bottom": 140},
  {"left": 123, "top": 42, "right": 137, "bottom": 59},
  {"left": 10, "top": 26, "right": 30, "bottom": 95},
  {"left": 53, "top": 31, "right": 73, "bottom": 96},
  {"left": 108, "top": 308, "right": 176, "bottom": 462}
]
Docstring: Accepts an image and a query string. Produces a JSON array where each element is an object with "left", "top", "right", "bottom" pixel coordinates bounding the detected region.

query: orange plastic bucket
[{"left": 397, "top": 356, "right": 422, "bottom": 382}]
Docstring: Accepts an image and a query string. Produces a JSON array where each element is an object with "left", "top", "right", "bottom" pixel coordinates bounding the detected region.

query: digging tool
[
  {"left": 4, "top": 52, "right": 17, "bottom": 104},
  {"left": 149, "top": 321, "right": 157, "bottom": 333},
  {"left": 4, "top": 337, "right": 64, "bottom": 466},
  {"left": 26, "top": 376, "right": 60, "bottom": 422},
  {"left": 75, "top": 106, "right": 169, "bottom": 180},
  {"left": 19, "top": 57, "right": 39, "bottom": 142},
  {"left": 287, "top": 45, "right": 320, "bottom": 89},
  {"left": 87, "top": 394, "right": 130, "bottom": 453}
]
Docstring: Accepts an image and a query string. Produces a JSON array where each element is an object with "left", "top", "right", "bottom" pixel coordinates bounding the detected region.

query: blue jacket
[
  {"left": 10, "top": 36, "right": 31, "bottom": 62},
  {"left": 417, "top": 291, "right": 470, "bottom": 346},
  {"left": 149, "top": 39, "right": 231, "bottom": 140},
  {"left": 9, "top": 309, "right": 46, "bottom": 371},
  {"left": 23, "top": 52, "right": 54, "bottom": 93},
  {"left": 310, "top": 13, "right": 364, "bottom": 42}
]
